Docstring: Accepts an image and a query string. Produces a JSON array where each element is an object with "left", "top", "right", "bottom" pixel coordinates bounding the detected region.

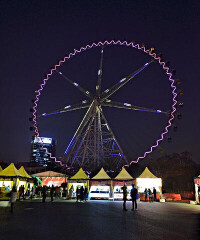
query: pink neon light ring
[{"left": 32, "top": 40, "right": 177, "bottom": 167}]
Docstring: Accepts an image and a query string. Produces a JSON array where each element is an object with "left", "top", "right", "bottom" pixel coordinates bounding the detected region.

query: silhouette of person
[
  {"left": 10, "top": 186, "right": 17, "bottom": 213},
  {"left": 80, "top": 186, "right": 84, "bottom": 201},
  {"left": 84, "top": 187, "right": 88, "bottom": 201},
  {"left": 76, "top": 186, "right": 81, "bottom": 202},
  {"left": 50, "top": 185, "right": 54, "bottom": 202},
  {"left": 121, "top": 184, "right": 128, "bottom": 211},
  {"left": 131, "top": 184, "right": 138, "bottom": 210},
  {"left": 153, "top": 187, "right": 157, "bottom": 201},
  {"left": 144, "top": 188, "right": 148, "bottom": 201},
  {"left": 42, "top": 186, "right": 47, "bottom": 203}
]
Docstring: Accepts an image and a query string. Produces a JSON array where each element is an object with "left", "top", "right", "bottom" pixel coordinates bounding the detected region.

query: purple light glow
[
  {"left": 33, "top": 40, "right": 177, "bottom": 168},
  {"left": 120, "top": 78, "right": 126, "bottom": 83},
  {"left": 124, "top": 103, "right": 131, "bottom": 106},
  {"left": 64, "top": 105, "right": 71, "bottom": 109}
]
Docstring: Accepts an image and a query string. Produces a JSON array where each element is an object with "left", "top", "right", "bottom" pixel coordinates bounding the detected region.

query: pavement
[{"left": 0, "top": 199, "right": 199, "bottom": 240}]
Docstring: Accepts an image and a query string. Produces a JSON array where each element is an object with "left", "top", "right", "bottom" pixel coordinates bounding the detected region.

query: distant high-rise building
[{"left": 31, "top": 137, "right": 56, "bottom": 166}]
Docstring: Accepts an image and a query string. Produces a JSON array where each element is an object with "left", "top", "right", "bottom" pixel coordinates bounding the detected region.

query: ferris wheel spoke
[
  {"left": 101, "top": 59, "right": 154, "bottom": 102},
  {"left": 55, "top": 70, "right": 93, "bottom": 99},
  {"left": 102, "top": 100, "right": 169, "bottom": 115},
  {"left": 39, "top": 101, "right": 91, "bottom": 118},
  {"left": 96, "top": 47, "right": 104, "bottom": 97}
]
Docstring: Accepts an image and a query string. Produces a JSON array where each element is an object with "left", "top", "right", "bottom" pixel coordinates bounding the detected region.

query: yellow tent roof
[
  {"left": 0, "top": 163, "right": 23, "bottom": 177},
  {"left": 18, "top": 166, "right": 32, "bottom": 179},
  {"left": 70, "top": 168, "right": 89, "bottom": 180},
  {"left": 0, "top": 166, "right": 2, "bottom": 172},
  {"left": 138, "top": 167, "right": 158, "bottom": 178},
  {"left": 32, "top": 171, "right": 65, "bottom": 177},
  {"left": 92, "top": 168, "right": 111, "bottom": 180},
  {"left": 115, "top": 167, "right": 133, "bottom": 180}
]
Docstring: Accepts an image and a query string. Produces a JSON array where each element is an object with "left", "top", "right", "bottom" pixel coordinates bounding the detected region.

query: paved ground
[{"left": 0, "top": 199, "right": 199, "bottom": 240}]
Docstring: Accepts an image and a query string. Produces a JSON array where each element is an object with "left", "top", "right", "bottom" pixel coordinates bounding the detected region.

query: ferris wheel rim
[{"left": 32, "top": 40, "right": 178, "bottom": 167}]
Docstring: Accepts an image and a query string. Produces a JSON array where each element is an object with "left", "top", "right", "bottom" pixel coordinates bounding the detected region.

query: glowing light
[
  {"left": 42, "top": 113, "right": 46, "bottom": 116},
  {"left": 120, "top": 78, "right": 126, "bottom": 83},
  {"left": 98, "top": 70, "right": 101, "bottom": 75},
  {"left": 59, "top": 72, "right": 62, "bottom": 75},
  {"left": 157, "top": 110, "right": 162, "bottom": 113},
  {"left": 82, "top": 100, "right": 87, "bottom": 103},
  {"left": 86, "top": 91, "right": 90, "bottom": 95},
  {"left": 64, "top": 105, "right": 71, "bottom": 109},
  {"left": 106, "top": 99, "right": 111, "bottom": 102},
  {"left": 124, "top": 103, "right": 131, "bottom": 106},
  {"left": 105, "top": 89, "right": 109, "bottom": 93},
  {"left": 74, "top": 82, "right": 79, "bottom": 86}
]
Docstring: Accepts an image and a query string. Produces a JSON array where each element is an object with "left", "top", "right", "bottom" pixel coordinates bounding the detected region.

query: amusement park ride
[{"left": 29, "top": 40, "right": 183, "bottom": 172}]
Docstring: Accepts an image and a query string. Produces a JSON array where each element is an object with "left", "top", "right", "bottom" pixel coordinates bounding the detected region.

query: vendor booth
[
  {"left": 194, "top": 175, "right": 200, "bottom": 204},
  {"left": 113, "top": 167, "right": 134, "bottom": 200},
  {"left": 68, "top": 168, "right": 89, "bottom": 198},
  {"left": 32, "top": 171, "right": 66, "bottom": 187},
  {"left": 89, "top": 168, "right": 111, "bottom": 200},
  {"left": 18, "top": 166, "right": 33, "bottom": 194},
  {"left": 136, "top": 167, "right": 162, "bottom": 200},
  {"left": 0, "top": 163, "right": 24, "bottom": 200}
]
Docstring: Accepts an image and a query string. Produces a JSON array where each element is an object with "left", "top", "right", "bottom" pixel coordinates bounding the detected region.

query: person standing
[
  {"left": 42, "top": 186, "right": 47, "bottom": 203},
  {"left": 131, "top": 184, "right": 138, "bottom": 211},
  {"left": 84, "top": 187, "right": 88, "bottom": 201},
  {"left": 10, "top": 186, "right": 17, "bottom": 213},
  {"left": 76, "top": 186, "right": 81, "bottom": 202},
  {"left": 69, "top": 186, "right": 73, "bottom": 199},
  {"left": 148, "top": 188, "right": 153, "bottom": 202},
  {"left": 121, "top": 184, "right": 128, "bottom": 211},
  {"left": 18, "top": 186, "right": 23, "bottom": 200},
  {"left": 50, "top": 185, "right": 54, "bottom": 202},
  {"left": 22, "top": 185, "right": 25, "bottom": 200},
  {"left": 80, "top": 186, "right": 84, "bottom": 201},
  {"left": 153, "top": 187, "right": 157, "bottom": 201},
  {"left": 144, "top": 188, "right": 148, "bottom": 202}
]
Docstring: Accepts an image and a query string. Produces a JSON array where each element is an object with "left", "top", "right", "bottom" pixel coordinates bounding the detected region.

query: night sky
[{"left": 1, "top": 0, "right": 200, "bottom": 165}]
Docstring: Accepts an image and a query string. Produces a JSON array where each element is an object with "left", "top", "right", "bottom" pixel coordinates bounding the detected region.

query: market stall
[
  {"left": 194, "top": 175, "right": 200, "bottom": 204},
  {"left": 18, "top": 166, "right": 33, "bottom": 194},
  {"left": 68, "top": 168, "right": 89, "bottom": 198},
  {"left": 89, "top": 168, "right": 111, "bottom": 200},
  {"left": 0, "top": 163, "right": 24, "bottom": 200},
  {"left": 136, "top": 167, "right": 162, "bottom": 200},
  {"left": 32, "top": 171, "right": 66, "bottom": 187},
  {"left": 113, "top": 167, "right": 134, "bottom": 200}
]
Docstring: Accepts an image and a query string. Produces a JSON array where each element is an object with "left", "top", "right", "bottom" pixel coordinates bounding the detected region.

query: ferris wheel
[{"left": 31, "top": 40, "right": 180, "bottom": 171}]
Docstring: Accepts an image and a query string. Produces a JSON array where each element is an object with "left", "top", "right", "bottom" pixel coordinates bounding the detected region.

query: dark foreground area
[{"left": 0, "top": 199, "right": 200, "bottom": 240}]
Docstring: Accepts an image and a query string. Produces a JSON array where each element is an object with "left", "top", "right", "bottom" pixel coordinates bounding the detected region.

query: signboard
[
  {"left": 112, "top": 180, "right": 133, "bottom": 186},
  {"left": 42, "top": 177, "right": 66, "bottom": 187},
  {"left": 90, "top": 180, "right": 111, "bottom": 186},
  {"left": 34, "top": 137, "right": 52, "bottom": 144}
]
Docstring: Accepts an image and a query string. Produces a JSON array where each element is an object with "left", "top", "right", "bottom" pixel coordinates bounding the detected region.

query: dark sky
[{"left": 1, "top": 0, "right": 200, "bottom": 164}]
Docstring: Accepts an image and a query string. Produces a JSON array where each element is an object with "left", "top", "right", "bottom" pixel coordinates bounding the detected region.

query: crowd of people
[
  {"left": 121, "top": 185, "right": 158, "bottom": 211},
  {"left": 144, "top": 187, "right": 157, "bottom": 202},
  {"left": 7, "top": 183, "right": 159, "bottom": 213},
  {"left": 75, "top": 186, "right": 88, "bottom": 202}
]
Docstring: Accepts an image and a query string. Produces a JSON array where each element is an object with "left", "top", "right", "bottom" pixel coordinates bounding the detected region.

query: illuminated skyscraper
[{"left": 31, "top": 137, "right": 56, "bottom": 167}]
